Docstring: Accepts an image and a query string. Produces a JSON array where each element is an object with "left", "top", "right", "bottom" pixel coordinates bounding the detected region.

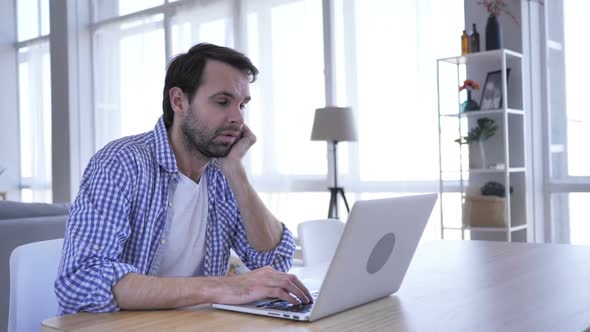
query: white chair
[
  {"left": 297, "top": 219, "right": 345, "bottom": 266},
  {"left": 8, "top": 238, "right": 63, "bottom": 332}
]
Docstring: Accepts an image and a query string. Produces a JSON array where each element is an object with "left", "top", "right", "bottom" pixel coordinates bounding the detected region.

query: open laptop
[{"left": 212, "top": 193, "right": 438, "bottom": 322}]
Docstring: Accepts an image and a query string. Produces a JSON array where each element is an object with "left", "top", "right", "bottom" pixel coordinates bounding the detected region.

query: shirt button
[
  {"left": 93, "top": 244, "right": 99, "bottom": 251},
  {"left": 160, "top": 238, "right": 167, "bottom": 245},
  {"left": 168, "top": 201, "right": 173, "bottom": 208}
]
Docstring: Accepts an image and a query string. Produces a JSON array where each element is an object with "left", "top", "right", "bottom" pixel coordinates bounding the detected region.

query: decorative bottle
[
  {"left": 470, "top": 23, "right": 480, "bottom": 53},
  {"left": 461, "top": 30, "right": 469, "bottom": 55}
]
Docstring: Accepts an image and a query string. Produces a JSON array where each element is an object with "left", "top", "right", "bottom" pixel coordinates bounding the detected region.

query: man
[{"left": 55, "top": 43, "right": 312, "bottom": 314}]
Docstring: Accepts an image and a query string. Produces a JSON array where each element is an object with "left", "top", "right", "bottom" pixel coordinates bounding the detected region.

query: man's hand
[
  {"left": 218, "top": 124, "right": 256, "bottom": 171},
  {"left": 218, "top": 266, "right": 313, "bottom": 305}
]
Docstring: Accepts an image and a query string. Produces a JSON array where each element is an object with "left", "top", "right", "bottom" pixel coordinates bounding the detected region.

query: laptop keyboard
[{"left": 256, "top": 291, "right": 319, "bottom": 313}]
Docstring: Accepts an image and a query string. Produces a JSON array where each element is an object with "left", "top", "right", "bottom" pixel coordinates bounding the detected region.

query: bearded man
[{"left": 55, "top": 43, "right": 311, "bottom": 315}]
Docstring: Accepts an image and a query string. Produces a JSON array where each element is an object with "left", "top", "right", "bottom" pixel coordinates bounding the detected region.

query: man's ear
[{"left": 169, "top": 87, "right": 188, "bottom": 116}]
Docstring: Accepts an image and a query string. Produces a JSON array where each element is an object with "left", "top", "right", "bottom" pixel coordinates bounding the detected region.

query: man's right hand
[{"left": 217, "top": 266, "right": 312, "bottom": 305}]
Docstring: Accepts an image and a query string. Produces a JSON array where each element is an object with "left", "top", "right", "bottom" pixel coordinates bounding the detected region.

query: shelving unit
[{"left": 436, "top": 49, "right": 528, "bottom": 242}]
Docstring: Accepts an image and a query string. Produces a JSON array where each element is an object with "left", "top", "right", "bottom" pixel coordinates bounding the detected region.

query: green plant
[{"left": 454, "top": 117, "right": 497, "bottom": 144}]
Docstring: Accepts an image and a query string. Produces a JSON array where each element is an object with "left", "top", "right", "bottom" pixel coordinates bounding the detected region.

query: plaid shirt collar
[{"left": 153, "top": 116, "right": 179, "bottom": 174}]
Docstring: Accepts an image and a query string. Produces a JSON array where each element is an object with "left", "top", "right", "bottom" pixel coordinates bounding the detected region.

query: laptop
[{"left": 212, "top": 193, "right": 438, "bottom": 322}]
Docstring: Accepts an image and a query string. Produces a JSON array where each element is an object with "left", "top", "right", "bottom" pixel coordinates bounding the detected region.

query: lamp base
[{"left": 327, "top": 187, "right": 350, "bottom": 219}]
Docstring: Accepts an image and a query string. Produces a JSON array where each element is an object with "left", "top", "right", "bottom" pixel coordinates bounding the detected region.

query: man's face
[{"left": 179, "top": 60, "right": 251, "bottom": 158}]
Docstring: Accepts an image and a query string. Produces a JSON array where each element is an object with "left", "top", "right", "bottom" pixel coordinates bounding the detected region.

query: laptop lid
[
  {"left": 211, "top": 193, "right": 437, "bottom": 322},
  {"left": 309, "top": 193, "right": 437, "bottom": 321}
]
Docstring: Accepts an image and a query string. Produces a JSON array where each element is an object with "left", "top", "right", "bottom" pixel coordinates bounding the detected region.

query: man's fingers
[
  {"left": 227, "top": 267, "right": 312, "bottom": 305},
  {"left": 267, "top": 272, "right": 311, "bottom": 304},
  {"left": 270, "top": 287, "right": 300, "bottom": 305},
  {"left": 288, "top": 274, "right": 313, "bottom": 303},
  {"left": 283, "top": 275, "right": 312, "bottom": 304}
]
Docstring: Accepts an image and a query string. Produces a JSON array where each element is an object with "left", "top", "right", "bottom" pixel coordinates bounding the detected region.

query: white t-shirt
[{"left": 156, "top": 172, "right": 208, "bottom": 277}]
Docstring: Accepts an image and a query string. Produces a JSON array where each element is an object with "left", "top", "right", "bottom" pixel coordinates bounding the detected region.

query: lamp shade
[{"left": 310, "top": 107, "right": 357, "bottom": 142}]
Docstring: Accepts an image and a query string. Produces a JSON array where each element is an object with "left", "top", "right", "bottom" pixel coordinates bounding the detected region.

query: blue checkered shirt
[{"left": 54, "top": 117, "right": 295, "bottom": 314}]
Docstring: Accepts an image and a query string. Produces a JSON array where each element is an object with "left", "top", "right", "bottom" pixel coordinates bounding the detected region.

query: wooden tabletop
[{"left": 42, "top": 240, "right": 590, "bottom": 332}]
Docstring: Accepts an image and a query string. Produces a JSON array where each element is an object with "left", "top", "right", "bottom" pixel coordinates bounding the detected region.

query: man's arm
[
  {"left": 220, "top": 164, "right": 283, "bottom": 251},
  {"left": 113, "top": 266, "right": 311, "bottom": 309},
  {"left": 217, "top": 124, "right": 284, "bottom": 251},
  {"left": 55, "top": 156, "right": 140, "bottom": 314},
  {"left": 57, "top": 157, "right": 311, "bottom": 312}
]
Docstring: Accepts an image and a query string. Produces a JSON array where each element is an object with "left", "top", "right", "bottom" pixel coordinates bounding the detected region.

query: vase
[
  {"left": 460, "top": 90, "right": 480, "bottom": 113},
  {"left": 469, "top": 140, "right": 487, "bottom": 169},
  {"left": 485, "top": 15, "right": 503, "bottom": 50}
]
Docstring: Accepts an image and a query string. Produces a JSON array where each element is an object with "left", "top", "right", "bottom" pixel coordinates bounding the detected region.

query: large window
[
  {"left": 11, "top": 0, "right": 588, "bottom": 245},
  {"left": 330, "top": 0, "right": 464, "bottom": 239},
  {"left": 16, "top": 0, "right": 52, "bottom": 202},
  {"left": 87, "top": 0, "right": 463, "bottom": 238},
  {"left": 546, "top": 0, "right": 590, "bottom": 244},
  {"left": 333, "top": 0, "right": 463, "bottom": 183},
  {"left": 93, "top": 13, "right": 166, "bottom": 150}
]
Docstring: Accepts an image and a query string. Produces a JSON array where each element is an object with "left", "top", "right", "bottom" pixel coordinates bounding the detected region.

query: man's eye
[
  {"left": 217, "top": 100, "right": 229, "bottom": 106},
  {"left": 239, "top": 104, "right": 246, "bottom": 110}
]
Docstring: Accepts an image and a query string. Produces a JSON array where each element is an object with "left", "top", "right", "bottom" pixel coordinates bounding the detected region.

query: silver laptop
[{"left": 212, "top": 193, "right": 438, "bottom": 322}]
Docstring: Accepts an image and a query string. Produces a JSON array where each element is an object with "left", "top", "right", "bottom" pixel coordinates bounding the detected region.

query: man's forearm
[
  {"left": 220, "top": 163, "right": 283, "bottom": 251},
  {"left": 113, "top": 273, "right": 225, "bottom": 310},
  {"left": 113, "top": 267, "right": 313, "bottom": 309}
]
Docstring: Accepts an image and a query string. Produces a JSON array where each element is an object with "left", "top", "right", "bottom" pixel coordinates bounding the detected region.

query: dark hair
[{"left": 162, "top": 43, "right": 259, "bottom": 128}]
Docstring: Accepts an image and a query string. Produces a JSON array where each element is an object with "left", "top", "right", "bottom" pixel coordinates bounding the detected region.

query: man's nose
[{"left": 229, "top": 105, "right": 244, "bottom": 125}]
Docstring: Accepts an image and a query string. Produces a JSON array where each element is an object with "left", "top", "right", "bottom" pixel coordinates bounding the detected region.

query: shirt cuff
[{"left": 244, "top": 223, "right": 295, "bottom": 272}]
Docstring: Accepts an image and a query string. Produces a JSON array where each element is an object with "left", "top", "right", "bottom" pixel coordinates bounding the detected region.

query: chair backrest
[
  {"left": 8, "top": 238, "right": 63, "bottom": 332},
  {"left": 297, "top": 219, "right": 345, "bottom": 266}
]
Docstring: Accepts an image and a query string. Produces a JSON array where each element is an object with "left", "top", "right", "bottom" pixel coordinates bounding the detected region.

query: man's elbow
[{"left": 54, "top": 277, "right": 120, "bottom": 314}]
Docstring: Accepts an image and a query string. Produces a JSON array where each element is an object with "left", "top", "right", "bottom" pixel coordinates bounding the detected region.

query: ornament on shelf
[{"left": 459, "top": 79, "right": 480, "bottom": 113}]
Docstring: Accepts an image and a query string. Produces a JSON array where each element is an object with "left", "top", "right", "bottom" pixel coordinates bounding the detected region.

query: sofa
[{"left": 0, "top": 200, "right": 69, "bottom": 331}]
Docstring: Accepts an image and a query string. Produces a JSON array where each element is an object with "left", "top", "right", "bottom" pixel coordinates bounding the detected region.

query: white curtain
[
  {"left": 90, "top": 0, "right": 464, "bottom": 237},
  {"left": 18, "top": 42, "right": 53, "bottom": 202},
  {"left": 93, "top": 14, "right": 166, "bottom": 151}
]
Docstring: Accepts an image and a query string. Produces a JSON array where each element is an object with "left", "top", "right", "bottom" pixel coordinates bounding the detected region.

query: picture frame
[{"left": 480, "top": 68, "right": 511, "bottom": 110}]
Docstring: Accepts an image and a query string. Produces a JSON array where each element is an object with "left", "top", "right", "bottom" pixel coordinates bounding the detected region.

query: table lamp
[{"left": 311, "top": 106, "right": 357, "bottom": 219}]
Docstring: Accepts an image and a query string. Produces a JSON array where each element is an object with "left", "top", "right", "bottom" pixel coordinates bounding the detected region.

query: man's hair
[{"left": 162, "top": 43, "right": 259, "bottom": 128}]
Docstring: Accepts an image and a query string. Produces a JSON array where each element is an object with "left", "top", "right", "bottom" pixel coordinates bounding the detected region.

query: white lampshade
[{"left": 310, "top": 107, "right": 357, "bottom": 142}]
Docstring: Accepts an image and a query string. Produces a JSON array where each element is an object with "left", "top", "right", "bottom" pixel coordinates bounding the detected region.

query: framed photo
[{"left": 480, "top": 68, "right": 510, "bottom": 110}]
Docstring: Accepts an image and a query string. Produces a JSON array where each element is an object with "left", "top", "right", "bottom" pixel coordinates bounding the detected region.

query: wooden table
[{"left": 42, "top": 240, "right": 590, "bottom": 331}]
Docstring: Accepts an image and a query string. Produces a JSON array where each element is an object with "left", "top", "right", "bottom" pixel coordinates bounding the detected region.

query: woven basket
[{"left": 463, "top": 195, "right": 506, "bottom": 227}]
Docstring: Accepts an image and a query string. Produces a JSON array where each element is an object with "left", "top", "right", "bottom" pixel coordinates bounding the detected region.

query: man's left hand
[{"left": 218, "top": 124, "right": 256, "bottom": 171}]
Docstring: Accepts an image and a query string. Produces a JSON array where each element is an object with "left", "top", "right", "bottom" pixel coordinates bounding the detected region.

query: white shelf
[
  {"left": 437, "top": 48, "right": 529, "bottom": 242},
  {"left": 441, "top": 167, "right": 526, "bottom": 174},
  {"left": 443, "top": 224, "right": 527, "bottom": 233},
  {"left": 438, "top": 49, "right": 522, "bottom": 65},
  {"left": 439, "top": 108, "right": 524, "bottom": 118}
]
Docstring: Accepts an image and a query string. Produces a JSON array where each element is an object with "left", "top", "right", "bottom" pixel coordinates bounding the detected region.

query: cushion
[{"left": 0, "top": 201, "right": 70, "bottom": 220}]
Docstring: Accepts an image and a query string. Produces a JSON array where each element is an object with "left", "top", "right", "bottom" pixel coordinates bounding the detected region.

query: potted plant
[{"left": 454, "top": 117, "right": 497, "bottom": 169}]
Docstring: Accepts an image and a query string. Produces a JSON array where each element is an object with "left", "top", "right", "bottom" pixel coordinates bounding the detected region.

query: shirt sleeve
[
  {"left": 54, "top": 155, "right": 138, "bottom": 314},
  {"left": 230, "top": 211, "right": 296, "bottom": 272}
]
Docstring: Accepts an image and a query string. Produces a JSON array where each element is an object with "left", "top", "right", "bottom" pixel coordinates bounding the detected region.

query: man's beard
[{"left": 180, "top": 109, "right": 240, "bottom": 159}]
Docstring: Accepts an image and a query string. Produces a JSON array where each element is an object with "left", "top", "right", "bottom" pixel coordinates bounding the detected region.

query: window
[
  {"left": 93, "top": 13, "right": 166, "bottom": 150},
  {"left": 16, "top": 0, "right": 52, "bottom": 202},
  {"left": 546, "top": 1, "right": 590, "bottom": 244},
  {"left": 90, "top": 0, "right": 327, "bottom": 234},
  {"left": 88, "top": 0, "right": 462, "bottom": 238},
  {"left": 333, "top": 0, "right": 464, "bottom": 184}
]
